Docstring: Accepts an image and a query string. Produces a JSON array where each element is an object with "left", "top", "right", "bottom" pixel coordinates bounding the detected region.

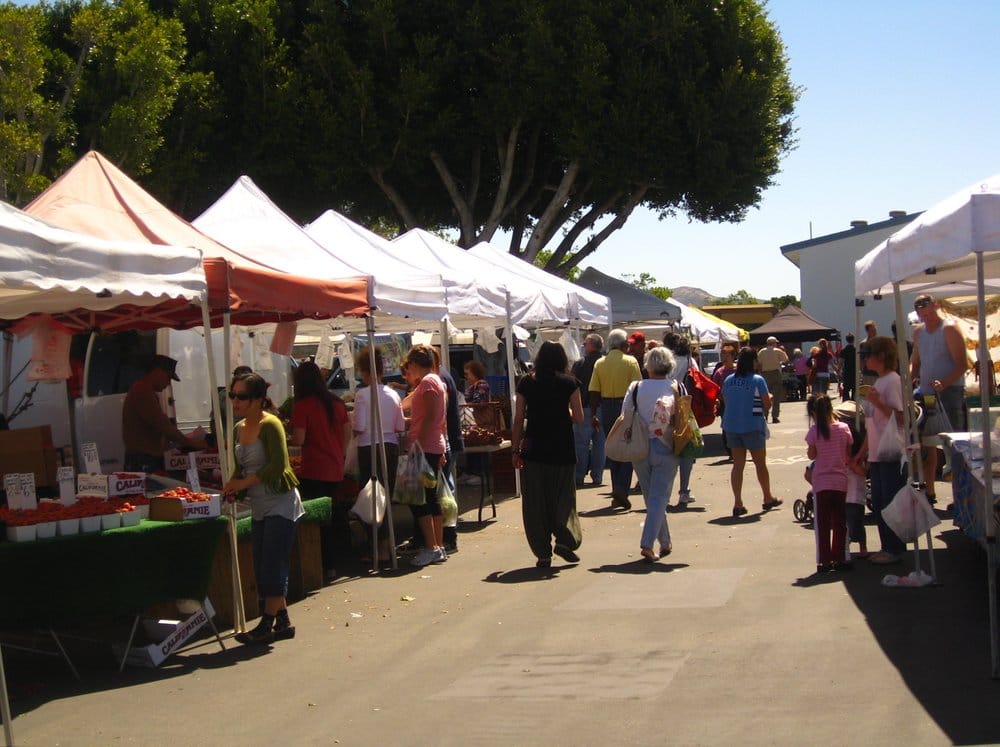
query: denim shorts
[{"left": 727, "top": 430, "right": 767, "bottom": 451}]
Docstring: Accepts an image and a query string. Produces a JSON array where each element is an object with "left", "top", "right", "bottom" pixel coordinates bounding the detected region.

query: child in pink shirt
[{"left": 805, "top": 395, "right": 853, "bottom": 573}]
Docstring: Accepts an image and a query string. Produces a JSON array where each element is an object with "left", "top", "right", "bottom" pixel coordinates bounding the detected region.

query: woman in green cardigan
[{"left": 223, "top": 372, "right": 304, "bottom": 645}]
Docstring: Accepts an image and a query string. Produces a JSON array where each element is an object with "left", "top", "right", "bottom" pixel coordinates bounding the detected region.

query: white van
[{"left": 1, "top": 327, "right": 290, "bottom": 474}]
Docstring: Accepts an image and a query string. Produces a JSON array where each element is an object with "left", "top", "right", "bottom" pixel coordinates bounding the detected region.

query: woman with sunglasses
[{"left": 223, "top": 372, "right": 303, "bottom": 645}]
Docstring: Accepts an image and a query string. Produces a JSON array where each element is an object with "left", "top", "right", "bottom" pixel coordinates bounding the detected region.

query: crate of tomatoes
[{"left": 149, "top": 487, "right": 221, "bottom": 522}]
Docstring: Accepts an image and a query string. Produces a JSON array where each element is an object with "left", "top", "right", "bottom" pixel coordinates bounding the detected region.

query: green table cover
[{"left": 0, "top": 517, "right": 227, "bottom": 629}]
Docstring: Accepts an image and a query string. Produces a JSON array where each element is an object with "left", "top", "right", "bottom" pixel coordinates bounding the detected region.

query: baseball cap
[
  {"left": 151, "top": 354, "right": 181, "bottom": 381},
  {"left": 628, "top": 332, "right": 645, "bottom": 345},
  {"left": 766, "top": 336, "right": 778, "bottom": 343}
]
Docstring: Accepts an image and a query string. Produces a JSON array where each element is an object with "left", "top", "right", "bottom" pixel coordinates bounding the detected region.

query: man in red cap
[
  {"left": 627, "top": 332, "right": 647, "bottom": 378},
  {"left": 122, "top": 354, "right": 207, "bottom": 472}
]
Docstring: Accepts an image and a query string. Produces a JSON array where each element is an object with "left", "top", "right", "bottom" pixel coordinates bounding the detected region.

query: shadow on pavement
[
  {"left": 839, "top": 528, "right": 1000, "bottom": 744},
  {"left": 483, "top": 567, "right": 565, "bottom": 583},
  {"left": 588, "top": 560, "right": 689, "bottom": 575}
]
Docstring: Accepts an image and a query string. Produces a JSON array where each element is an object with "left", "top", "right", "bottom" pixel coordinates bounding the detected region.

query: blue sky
[{"left": 583, "top": 0, "right": 1000, "bottom": 300}]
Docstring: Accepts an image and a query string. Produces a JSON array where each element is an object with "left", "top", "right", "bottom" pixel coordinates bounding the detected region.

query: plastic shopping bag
[
  {"left": 875, "top": 422, "right": 905, "bottom": 462},
  {"left": 393, "top": 441, "right": 435, "bottom": 505},
  {"left": 881, "top": 484, "right": 941, "bottom": 542},
  {"left": 438, "top": 470, "right": 459, "bottom": 527},
  {"left": 350, "top": 478, "right": 387, "bottom": 525}
]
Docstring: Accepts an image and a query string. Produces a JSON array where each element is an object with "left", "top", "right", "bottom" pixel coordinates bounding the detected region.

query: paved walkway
[{"left": 6, "top": 398, "right": 1000, "bottom": 746}]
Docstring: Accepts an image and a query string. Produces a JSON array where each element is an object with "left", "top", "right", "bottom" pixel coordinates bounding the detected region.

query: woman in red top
[
  {"left": 290, "top": 361, "right": 351, "bottom": 499},
  {"left": 401, "top": 345, "right": 449, "bottom": 567},
  {"left": 809, "top": 338, "right": 834, "bottom": 395}
]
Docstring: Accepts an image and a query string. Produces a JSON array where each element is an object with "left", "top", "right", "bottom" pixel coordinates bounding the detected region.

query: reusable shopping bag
[{"left": 606, "top": 386, "right": 649, "bottom": 462}]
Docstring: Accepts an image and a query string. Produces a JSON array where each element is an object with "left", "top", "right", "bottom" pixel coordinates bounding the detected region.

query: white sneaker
[
  {"left": 680, "top": 492, "right": 695, "bottom": 504},
  {"left": 432, "top": 547, "right": 448, "bottom": 563},
  {"left": 410, "top": 548, "right": 438, "bottom": 567}
]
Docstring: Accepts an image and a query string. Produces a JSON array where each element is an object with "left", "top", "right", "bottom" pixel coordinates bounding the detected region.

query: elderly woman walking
[{"left": 621, "top": 346, "right": 679, "bottom": 561}]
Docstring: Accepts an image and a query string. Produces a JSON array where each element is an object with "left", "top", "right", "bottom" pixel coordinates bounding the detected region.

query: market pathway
[{"left": 6, "top": 398, "right": 999, "bottom": 746}]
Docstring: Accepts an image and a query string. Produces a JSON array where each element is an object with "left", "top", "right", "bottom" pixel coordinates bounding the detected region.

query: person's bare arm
[{"left": 569, "top": 389, "right": 584, "bottom": 424}]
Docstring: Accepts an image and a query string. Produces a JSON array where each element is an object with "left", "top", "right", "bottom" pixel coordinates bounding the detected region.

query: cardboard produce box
[
  {"left": 0, "top": 425, "right": 58, "bottom": 487},
  {"left": 149, "top": 493, "right": 221, "bottom": 522}
]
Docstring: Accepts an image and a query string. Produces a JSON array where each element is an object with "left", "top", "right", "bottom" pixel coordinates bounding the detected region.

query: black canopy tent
[{"left": 748, "top": 305, "right": 839, "bottom": 346}]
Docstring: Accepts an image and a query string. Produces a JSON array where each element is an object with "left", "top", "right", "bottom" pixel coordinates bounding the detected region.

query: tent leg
[{"left": 0, "top": 644, "right": 13, "bottom": 747}]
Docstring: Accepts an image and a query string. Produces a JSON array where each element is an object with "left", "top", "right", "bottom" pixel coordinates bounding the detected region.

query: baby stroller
[{"left": 793, "top": 490, "right": 814, "bottom": 523}]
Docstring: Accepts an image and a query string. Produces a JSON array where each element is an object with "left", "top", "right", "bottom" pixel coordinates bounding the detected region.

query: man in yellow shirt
[
  {"left": 757, "top": 336, "right": 788, "bottom": 424},
  {"left": 588, "top": 329, "right": 642, "bottom": 509}
]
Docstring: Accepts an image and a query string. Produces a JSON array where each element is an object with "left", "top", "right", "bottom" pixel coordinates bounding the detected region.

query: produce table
[
  {"left": 942, "top": 433, "right": 1000, "bottom": 549},
  {"left": 463, "top": 440, "right": 511, "bottom": 523},
  {"left": 0, "top": 518, "right": 227, "bottom": 630}
]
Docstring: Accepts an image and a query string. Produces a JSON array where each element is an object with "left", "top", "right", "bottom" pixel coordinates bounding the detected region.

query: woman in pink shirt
[
  {"left": 401, "top": 345, "right": 449, "bottom": 567},
  {"left": 805, "top": 394, "right": 853, "bottom": 574}
]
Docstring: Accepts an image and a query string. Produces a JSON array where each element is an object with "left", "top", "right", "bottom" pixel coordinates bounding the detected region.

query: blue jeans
[
  {"left": 679, "top": 456, "right": 695, "bottom": 496},
  {"left": 601, "top": 398, "right": 632, "bottom": 495},
  {"left": 251, "top": 515, "right": 299, "bottom": 598},
  {"left": 573, "top": 419, "right": 606, "bottom": 485},
  {"left": 633, "top": 439, "right": 679, "bottom": 550},
  {"left": 870, "top": 460, "right": 907, "bottom": 555}
]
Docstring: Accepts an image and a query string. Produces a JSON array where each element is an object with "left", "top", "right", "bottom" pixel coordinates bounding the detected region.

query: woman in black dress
[{"left": 511, "top": 341, "right": 585, "bottom": 568}]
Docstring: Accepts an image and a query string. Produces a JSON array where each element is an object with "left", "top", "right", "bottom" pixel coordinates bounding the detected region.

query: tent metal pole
[
  {"left": 0, "top": 641, "right": 13, "bottom": 747},
  {"left": 365, "top": 315, "right": 394, "bottom": 571},
  {"left": 1, "top": 331, "right": 12, "bottom": 418},
  {"left": 854, "top": 300, "right": 863, "bottom": 432},
  {"left": 894, "top": 284, "right": 936, "bottom": 580},
  {"left": 220, "top": 310, "right": 246, "bottom": 633},
  {"left": 504, "top": 292, "right": 520, "bottom": 497},
  {"left": 974, "top": 252, "right": 1000, "bottom": 678}
]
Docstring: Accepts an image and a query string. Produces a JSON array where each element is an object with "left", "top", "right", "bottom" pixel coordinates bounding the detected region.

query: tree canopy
[{"left": 0, "top": 0, "right": 798, "bottom": 278}]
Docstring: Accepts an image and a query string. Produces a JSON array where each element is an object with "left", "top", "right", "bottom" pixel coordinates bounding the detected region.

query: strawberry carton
[{"left": 149, "top": 487, "right": 221, "bottom": 522}]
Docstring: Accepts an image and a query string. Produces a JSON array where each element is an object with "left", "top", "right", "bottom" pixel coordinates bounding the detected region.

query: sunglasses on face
[
  {"left": 228, "top": 391, "right": 252, "bottom": 401},
  {"left": 913, "top": 299, "right": 932, "bottom": 310}
]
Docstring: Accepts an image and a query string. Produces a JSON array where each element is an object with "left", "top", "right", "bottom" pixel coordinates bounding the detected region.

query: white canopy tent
[
  {"left": 0, "top": 202, "right": 206, "bottom": 323},
  {"left": 392, "top": 229, "right": 567, "bottom": 328},
  {"left": 193, "top": 177, "right": 447, "bottom": 331},
  {"left": 0, "top": 199, "right": 210, "bottom": 747},
  {"left": 855, "top": 172, "right": 1000, "bottom": 677},
  {"left": 306, "top": 212, "right": 507, "bottom": 329},
  {"left": 467, "top": 242, "right": 611, "bottom": 327}
]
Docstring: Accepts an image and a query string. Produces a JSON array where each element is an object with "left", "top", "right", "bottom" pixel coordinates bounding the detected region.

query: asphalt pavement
[{"left": 5, "top": 397, "right": 1000, "bottom": 746}]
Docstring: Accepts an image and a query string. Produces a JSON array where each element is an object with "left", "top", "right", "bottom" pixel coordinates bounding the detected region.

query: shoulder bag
[{"left": 605, "top": 386, "right": 649, "bottom": 462}]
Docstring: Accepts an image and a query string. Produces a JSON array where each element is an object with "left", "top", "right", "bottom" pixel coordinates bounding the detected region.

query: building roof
[{"left": 780, "top": 212, "right": 920, "bottom": 267}]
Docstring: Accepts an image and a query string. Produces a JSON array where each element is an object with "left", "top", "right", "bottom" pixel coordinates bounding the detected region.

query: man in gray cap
[
  {"left": 122, "top": 354, "right": 206, "bottom": 472},
  {"left": 757, "top": 336, "right": 788, "bottom": 423}
]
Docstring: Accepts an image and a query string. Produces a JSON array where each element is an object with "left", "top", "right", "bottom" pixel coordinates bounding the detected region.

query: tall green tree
[
  {"left": 298, "top": 0, "right": 797, "bottom": 275},
  {"left": 716, "top": 289, "right": 760, "bottom": 305},
  {"left": 0, "top": 4, "right": 59, "bottom": 203}
]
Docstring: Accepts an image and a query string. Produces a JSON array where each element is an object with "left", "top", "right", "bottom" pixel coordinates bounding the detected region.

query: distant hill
[{"left": 671, "top": 286, "right": 716, "bottom": 307}]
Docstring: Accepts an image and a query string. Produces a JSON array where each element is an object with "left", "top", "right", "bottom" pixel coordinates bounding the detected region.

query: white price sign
[
  {"left": 81, "top": 442, "right": 101, "bottom": 474},
  {"left": 4, "top": 473, "right": 37, "bottom": 510},
  {"left": 77, "top": 473, "right": 109, "bottom": 497},
  {"left": 57, "top": 466, "right": 76, "bottom": 504}
]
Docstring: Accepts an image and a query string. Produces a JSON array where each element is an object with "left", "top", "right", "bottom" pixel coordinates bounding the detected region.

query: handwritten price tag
[
  {"left": 4, "top": 473, "right": 37, "bottom": 510},
  {"left": 81, "top": 442, "right": 101, "bottom": 474},
  {"left": 57, "top": 466, "right": 76, "bottom": 504}
]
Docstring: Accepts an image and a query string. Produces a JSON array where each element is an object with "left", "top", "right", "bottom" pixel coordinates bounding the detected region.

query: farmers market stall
[{"left": 854, "top": 171, "right": 1000, "bottom": 677}]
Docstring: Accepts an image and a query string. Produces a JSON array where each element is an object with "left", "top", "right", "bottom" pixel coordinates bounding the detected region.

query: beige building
[{"left": 780, "top": 212, "right": 920, "bottom": 340}]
